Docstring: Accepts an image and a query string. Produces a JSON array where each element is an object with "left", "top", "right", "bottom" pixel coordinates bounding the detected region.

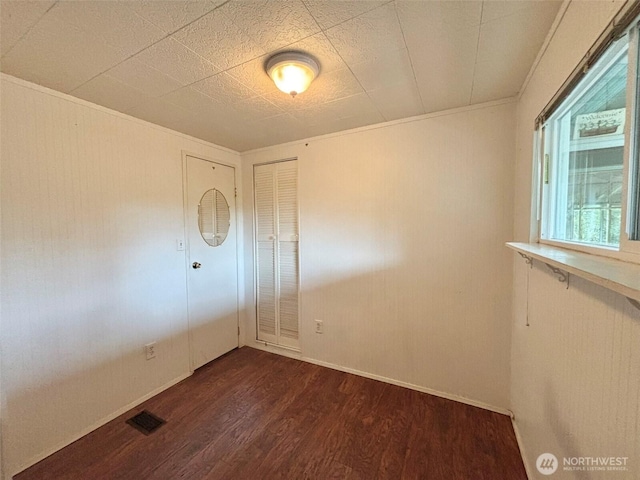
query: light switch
[{"left": 177, "top": 239, "right": 185, "bottom": 251}]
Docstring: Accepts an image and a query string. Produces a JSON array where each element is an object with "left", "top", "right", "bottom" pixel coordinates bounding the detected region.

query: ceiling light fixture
[{"left": 266, "top": 52, "right": 319, "bottom": 98}]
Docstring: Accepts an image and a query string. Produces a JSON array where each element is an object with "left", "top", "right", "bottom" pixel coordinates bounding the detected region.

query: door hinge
[
  {"left": 235, "top": 187, "right": 237, "bottom": 198},
  {"left": 238, "top": 326, "right": 240, "bottom": 335}
]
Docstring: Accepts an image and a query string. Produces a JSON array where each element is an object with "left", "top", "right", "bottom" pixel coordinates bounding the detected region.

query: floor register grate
[{"left": 126, "top": 410, "right": 166, "bottom": 435}]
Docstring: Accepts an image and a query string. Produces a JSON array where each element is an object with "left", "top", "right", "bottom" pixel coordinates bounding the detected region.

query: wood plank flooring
[{"left": 17, "top": 347, "right": 527, "bottom": 479}]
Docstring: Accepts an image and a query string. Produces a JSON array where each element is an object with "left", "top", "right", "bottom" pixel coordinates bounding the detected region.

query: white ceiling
[{"left": 0, "top": 0, "right": 562, "bottom": 152}]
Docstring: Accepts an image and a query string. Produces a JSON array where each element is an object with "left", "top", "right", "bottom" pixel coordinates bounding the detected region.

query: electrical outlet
[
  {"left": 315, "top": 319, "right": 323, "bottom": 334},
  {"left": 145, "top": 342, "right": 157, "bottom": 360}
]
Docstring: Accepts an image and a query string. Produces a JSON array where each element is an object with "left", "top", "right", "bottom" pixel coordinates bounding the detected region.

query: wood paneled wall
[
  {"left": 513, "top": 1, "right": 640, "bottom": 477},
  {"left": 242, "top": 99, "right": 517, "bottom": 413},
  {"left": 0, "top": 75, "right": 241, "bottom": 478}
]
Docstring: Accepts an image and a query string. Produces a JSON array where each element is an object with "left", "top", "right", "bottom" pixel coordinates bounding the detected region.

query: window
[{"left": 538, "top": 11, "right": 640, "bottom": 257}]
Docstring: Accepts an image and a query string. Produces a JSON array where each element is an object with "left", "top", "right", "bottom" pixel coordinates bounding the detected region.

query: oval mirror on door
[{"left": 198, "top": 188, "right": 230, "bottom": 247}]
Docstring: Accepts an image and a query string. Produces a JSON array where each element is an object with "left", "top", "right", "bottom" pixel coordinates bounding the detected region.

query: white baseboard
[
  {"left": 9, "top": 372, "right": 192, "bottom": 479},
  {"left": 249, "top": 340, "right": 302, "bottom": 358},
  {"left": 511, "top": 416, "right": 532, "bottom": 480},
  {"left": 246, "top": 344, "right": 512, "bottom": 416}
]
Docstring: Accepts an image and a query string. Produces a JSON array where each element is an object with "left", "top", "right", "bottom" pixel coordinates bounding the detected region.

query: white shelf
[{"left": 506, "top": 242, "right": 640, "bottom": 304}]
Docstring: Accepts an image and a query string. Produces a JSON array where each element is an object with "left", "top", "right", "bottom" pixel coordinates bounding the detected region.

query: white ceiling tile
[
  {"left": 72, "top": 74, "right": 151, "bottom": 113},
  {"left": 350, "top": 47, "right": 415, "bottom": 91},
  {"left": 331, "top": 110, "right": 385, "bottom": 132},
  {"left": 471, "top": 2, "right": 561, "bottom": 103},
  {"left": 52, "top": 1, "right": 166, "bottom": 58},
  {"left": 232, "top": 96, "right": 285, "bottom": 121},
  {"left": 0, "top": 9, "right": 127, "bottom": 92},
  {"left": 160, "top": 86, "right": 227, "bottom": 115},
  {"left": 396, "top": 0, "right": 482, "bottom": 39},
  {"left": 133, "top": 0, "right": 222, "bottom": 35},
  {"left": 126, "top": 96, "right": 191, "bottom": 128},
  {"left": 0, "top": 0, "right": 55, "bottom": 57},
  {"left": 134, "top": 37, "right": 219, "bottom": 86},
  {"left": 288, "top": 32, "right": 347, "bottom": 74},
  {"left": 221, "top": 0, "right": 320, "bottom": 53},
  {"left": 291, "top": 103, "right": 340, "bottom": 126},
  {"left": 191, "top": 72, "right": 257, "bottom": 103},
  {"left": 302, "top": 0, "right": 388, "bottom": 30},
  {"left": 409, "top": 26, "right": 479, "bottom": 113},
  {"left": 226, "top": 32, "right": 347, "bottom": 98},
  {"left": 326, "top": 92, "right": 379, "bottom": 120},
  {"left": 225, "top": 55, "right": 274, "bottom": 97},
  {"left": 171, "top": 9, "right": 263, "bottom": 70},
  {"left": 470, "top": 58, "right": 524, "bottom": 104},
  {"left": 325, "top": 3, "right": 406, "bottom": 65},
  {"left": 291, "top": 92, "right": 380, "bottom": 128},
  {"left": 476, "top": 2, "right": 561, "bottom": 66},
  {"left": 481, "top": 0, "right": 561, "bottom": 24},
  {"left": 368, "top": 82, "right": 425, "bottom": 121},
  {"left": 105, "top": 57, "right": 183, "bottom": 97}
]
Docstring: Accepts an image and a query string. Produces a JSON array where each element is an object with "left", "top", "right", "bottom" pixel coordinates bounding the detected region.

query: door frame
[{"left": 181, "top": 151, "right": 241, "bottom": 372}]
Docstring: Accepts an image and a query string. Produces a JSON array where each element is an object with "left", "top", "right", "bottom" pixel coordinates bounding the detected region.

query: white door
[{"left": 185, "top": 155, "right": 238, "bottom": 370}]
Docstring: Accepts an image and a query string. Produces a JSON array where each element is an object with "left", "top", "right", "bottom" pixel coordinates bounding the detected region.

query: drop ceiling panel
[
  {"left": 475, "top": 3, "right": 560, "bottom": 66},
  {"left": 301, "top": 0, "right": 388, "bottom": 30},
  {"left": 171, "top": 9, "right": 264, "bottom": 70},
  {"left": 0, "top": 0, "right": 55, "bottom": 56},
  {"left": 133, "top": 37, "right": 220, "bottom": 86},
  {"left": 1, "top": 8, "right": 129, "bottom": 92},
  {"left": 126, "top": 96, "right": 193, "bottom": 131},
  {"left": 409, "top": 26, "right": 479, "bottom": 114},
  {"left": 0, "top": 0, "right": 563, "bottom": 151},
  {"left": 368, "top": 82, "right": 425, "bottom": 122},
  {"left": 481, "top": 0, "right": 543, "bottom": 24},
  {"left": 471, "top": 2, "right": 560, "bottom": 104},
  {"left": 221, "top": 0, "right": 321, "bottom": 53},
  {"left": 396, "top": 0, "right": 483, "bottom": 37},
  {"left": 349, "top": 47, "right": 415, "bottom": 91},
  {"left": 160, "top": 86, "right": 226, "bottom": 115},
  {"left": 471, "top": 58, "right": 528, "bottom": 105},
  {"left": 327, "top": 92, "right": 380, "bottom": 120},
  {"left": 191, "top": 72, "right": 257, "bottom": 104},
  {"left": 232, "top": 95, "right": 285, "bottom": 121},
  {"left": 105, "top": 57, "right": 184, "bottom": 98},
  {"left": 51, "top": 1, "right": 166, "bottom": 58},
  {"left": 72, "top": 74, "right": 151, "bottom": 114},
  {"left": 133, "top": 0, "right": 222, "bottom": 35},
  {"left": 325, "top": 3, "right": 406, "bottom": 65}
]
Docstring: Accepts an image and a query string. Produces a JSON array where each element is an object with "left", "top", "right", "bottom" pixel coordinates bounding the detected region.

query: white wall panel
[
  {"left": 513, "top": 1, "right": 640, "bottom": 478},
  {"left": 242, "top": 100, "right": 516, "bottom": 411},
  {"left": 0, "top": 75, "right": 241, "bottom": 478}
]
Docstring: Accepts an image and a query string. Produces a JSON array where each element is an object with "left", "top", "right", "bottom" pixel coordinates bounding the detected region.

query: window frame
[{"left": 535, "top": 18, "right": 640, "bottom": 264}]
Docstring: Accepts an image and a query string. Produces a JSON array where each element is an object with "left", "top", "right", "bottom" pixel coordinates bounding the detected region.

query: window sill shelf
[{"left": 506, "top": 242, "right": 640, "bottom": 305}]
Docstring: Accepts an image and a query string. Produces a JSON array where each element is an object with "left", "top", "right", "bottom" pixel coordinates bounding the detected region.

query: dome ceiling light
[{"left": 266, "top": 52, "right": 320, "bottom": 98}]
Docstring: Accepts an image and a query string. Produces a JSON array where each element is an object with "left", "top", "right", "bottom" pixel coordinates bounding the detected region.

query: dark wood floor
[{"left": 17, "top": 347, "right": 526, "bottom": 479}]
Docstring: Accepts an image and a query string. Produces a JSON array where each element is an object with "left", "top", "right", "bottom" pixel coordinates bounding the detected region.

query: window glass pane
[
  {"left": 546, "top": 35, "right": 629, "bottom": 247},
  {"left": 630, "top": 26, "right": 640, "bottom": 240}
]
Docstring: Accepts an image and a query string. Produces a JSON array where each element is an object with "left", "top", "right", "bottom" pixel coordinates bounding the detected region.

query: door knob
[{"left": 192, "top": 262, "right": 202, "bottom": 269}]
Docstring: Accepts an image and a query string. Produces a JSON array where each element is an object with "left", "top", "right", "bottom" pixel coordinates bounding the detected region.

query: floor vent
[{"left": 126, "top": 410, "right": 165, "bottom": 435}]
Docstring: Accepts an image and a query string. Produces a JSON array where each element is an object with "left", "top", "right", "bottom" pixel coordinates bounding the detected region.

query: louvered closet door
[{"left": 254, "top": 160, "right": 299, "bottom": 349}]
